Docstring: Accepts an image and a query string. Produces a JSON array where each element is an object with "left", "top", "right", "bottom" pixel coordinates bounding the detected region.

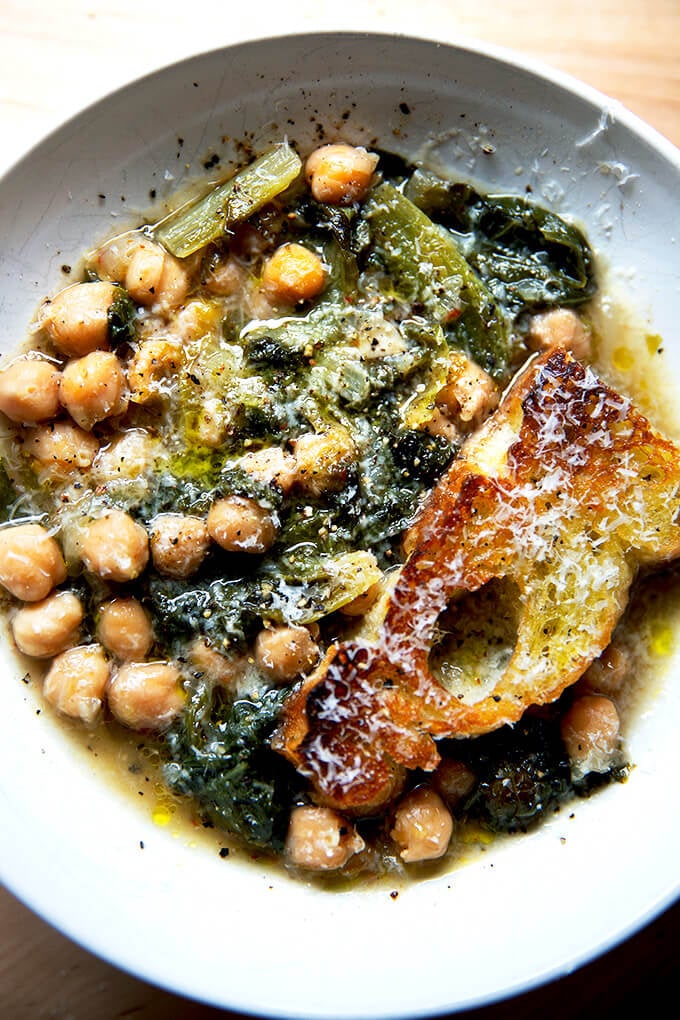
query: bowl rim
[
  {"left": 1, "top": 28, "right": 678, "bottom": 186},
  {"left": 1, "top": 28, "right": 679, "bottom": 1018}
]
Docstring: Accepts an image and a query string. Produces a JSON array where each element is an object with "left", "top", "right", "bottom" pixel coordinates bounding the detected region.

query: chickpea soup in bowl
[{"left": 1, "top": 31, "right": 679, "bottom": 1018}]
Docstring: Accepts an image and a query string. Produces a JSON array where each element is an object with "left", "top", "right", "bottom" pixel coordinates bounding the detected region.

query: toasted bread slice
[{"left": 274, "top": 349, "right": 680, "bottom": 814}]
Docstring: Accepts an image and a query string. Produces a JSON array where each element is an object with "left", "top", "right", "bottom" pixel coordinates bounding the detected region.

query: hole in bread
[{"left": 428, "top": 577, "right": 521, "bottom": 705}]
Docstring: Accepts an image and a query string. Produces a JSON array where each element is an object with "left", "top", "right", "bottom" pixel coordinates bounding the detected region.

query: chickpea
[
  {"left": 43, "top": 643, "right": 110, "bottom": 725},
  {"left": 193, "top": 396, "right": 230, "bottom": 449},
  {"left": 11, "top": 591, "right": 83, "bottom": 658},
  {"left": 431, "top": 759, "right": 477, "bottom": 808},
  {"left": 527, "top": 308, "right": 591, "bottom": 361},
  {"left": 207, "top": 496, "right": 276, "bottom": 554},
  {"left": 0, "top": 358, "right": 61, "bottom": 424},
  {"left": 42, "top": 281, "right": 119, "bottom": 357},
  {"left": 125, "top": 242, "right": 165, "bottom": 305},
  {"left": 580, "top": 643, "right": 630, "bottom": 697},
  {"left": 254, "top": 625, "right": 320, "bottom": 684},
  {"left": 293, "top": 427, "right": 356, "bottom": 497},
  {"left": 204, "top": 256, "right": 248, "bottom": 296},
  {"left": 150, "top": 513, "right": 210, "bottom": 578},
  {"left": 189, "top": 637, "right": 247, "bottom": 688},
  {"left": 157, "top": 254, "right": 190, "bottom": 311},
  {"left": 340, "top": 580, "right": 382, "bottom": 618},
  {"left": 390, "top": 787, "right": 453, "bottom": 863},
  {"left": 80, "top": 510, "right": 149, "bottom": 582},
  {"left": 107, "top": 660, "right": 185, "bottom": 731},
  {"left": 128, "top": 339, "right": 182, "bottom": 403},
  {"left": 305, "top": 143, "right": 379, "bottom": 206},
  {"left": 59, "top": 351, "right": 128, "bottom": 431},
  {"left": 436, "top": 352, "right": 500, "bottom": 431},
  {"left": 92, "top": 428, "right": 162, "bottom": 483},
  {"left": 560, "top": 694, "right": 620, "bottom": 778},
  {"left": 261, "top": 244, "right": 326, "bottom": 305},
  {"left": 238, "top": 447, "right": 297, "bottom": 495},
  {"left": 24, "top": 421, "right": 99, "bottom": 475},
  {"left": 125, "top": 240, "right": 188, "bottom": 310},
  {"left": 97, "top": 598, "right": 154, "bottom": 661},
  {"left": 424, "top": 407, "right": 460, "bottom": 444},
  {"left": 92, "top": 233, "right": 138, "bottom": 282},
  {"left": 0, "top": 523, "right": 67, "bottom": 602},
  {"left": 285, "top": 806, "right": 364, "bottom": 870}
]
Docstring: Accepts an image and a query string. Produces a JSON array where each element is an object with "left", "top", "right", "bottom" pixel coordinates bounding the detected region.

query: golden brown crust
[{"left": 274, "top": 349, "right": 680, "bottom": 814}]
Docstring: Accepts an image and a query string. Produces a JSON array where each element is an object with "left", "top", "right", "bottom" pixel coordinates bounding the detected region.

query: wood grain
[{"left": 0, "top": 1, "right": 678, "bottom": 1018}]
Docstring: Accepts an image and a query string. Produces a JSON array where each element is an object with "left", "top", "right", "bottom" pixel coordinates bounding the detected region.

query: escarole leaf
[
  {"left": 399, "top": 324, "right": 449, "bottom": 428},
  {"left": 365, "top": 183, "right": 512, "bottom": 381},
  {"left": 404, "top": 168, "right": 597, "bottom": 312},
  {"left": 468, "top": 197, "right": 597, "bottom": 310},
  {"left": 267, "top": 548, "right": 383, "bottom": 621},
  {"left": 162, "top": 683, "right": 297, "bottom": 849},
  {"left": 155, "top": 142, "right": 302, "bottom": 258}
]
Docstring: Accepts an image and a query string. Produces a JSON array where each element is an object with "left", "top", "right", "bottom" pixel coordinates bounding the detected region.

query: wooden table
[{"left": 1, "top": 2, "right": 678, "bottom": 1017}]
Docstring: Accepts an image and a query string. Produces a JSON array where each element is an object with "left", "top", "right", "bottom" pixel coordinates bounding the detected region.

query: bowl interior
[{"left": 1, "top": 32, "right": 679, "bottom": 1019}]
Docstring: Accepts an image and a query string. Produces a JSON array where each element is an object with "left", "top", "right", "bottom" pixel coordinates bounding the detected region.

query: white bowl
[{"left": 1, "top": 32, "right": 679, "bottom": 1018}]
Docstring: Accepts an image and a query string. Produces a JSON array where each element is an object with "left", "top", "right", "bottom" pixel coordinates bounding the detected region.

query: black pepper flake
[
  {"left": 390, "top": 890, "right": 399, "bottom": 900},
  {"left": 140, "top": 840, "right": 145, "bottom": 849},
  {"left": 149, "top": 188, "right": 157, "bottom": 199},
  {"left": 219, "top": 847, "right": 230, "bottom": 858},
  {"left": 399, "top": 102, "right": 411, "bottom": 115},
  {"left": 61, "top": 264, "right": 72, "bottom": 274}
]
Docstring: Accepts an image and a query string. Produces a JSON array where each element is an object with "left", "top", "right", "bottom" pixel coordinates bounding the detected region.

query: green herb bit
[
  {"left": 155, "top": 143, "right": 302, "bottom": 258},
  {"left": 107, "top": 286, "right": 137, "bottom": 347}
]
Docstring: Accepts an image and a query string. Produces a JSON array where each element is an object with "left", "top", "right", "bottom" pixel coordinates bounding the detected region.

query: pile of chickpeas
[{"left": 0, "top": 142, "right": 624, "bottom": 873}]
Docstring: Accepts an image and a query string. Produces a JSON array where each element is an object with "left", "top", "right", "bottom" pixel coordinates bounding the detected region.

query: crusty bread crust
[{"left": 274, "top": 349, "right": 680, "bottom": 814}]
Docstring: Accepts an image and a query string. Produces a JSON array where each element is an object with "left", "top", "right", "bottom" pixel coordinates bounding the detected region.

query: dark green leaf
[
  {"left": 405, "top": 169, "right": 597, "bottom": 313},
  {"left": 162, "top": 684, "right": 298, "bottom": 849}
]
